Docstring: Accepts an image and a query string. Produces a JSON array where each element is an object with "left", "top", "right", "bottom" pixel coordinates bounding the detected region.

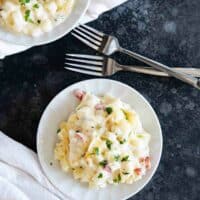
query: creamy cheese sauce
[
  {"left": 0, "top": 0, "right": 74, "bottom": 37},
  {"left": 54, "top": 90, "right": 151, "bottom": 188}
]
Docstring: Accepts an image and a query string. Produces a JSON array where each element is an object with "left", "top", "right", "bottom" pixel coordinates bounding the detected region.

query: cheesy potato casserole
[
  {"left": 54, "top": 89, "right": 151, "bottom": 188},
  {"left": 0, "top": 0, "right": 74, "bottom": 36}
]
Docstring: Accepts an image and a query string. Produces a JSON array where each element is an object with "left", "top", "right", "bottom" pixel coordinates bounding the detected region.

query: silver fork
[
  {"left": 65, "top": 54, "right": 200, "bottom": 78},
  {"left": 71, "top": 24, "right": 200, "bottom": 89}
]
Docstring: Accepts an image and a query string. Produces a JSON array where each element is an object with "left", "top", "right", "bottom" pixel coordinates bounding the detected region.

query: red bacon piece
[
  {"left": 95, "top": 103, "right": 105, "bottom": 110},
  {"left": 73, "top": 89, "right": 86, "bottom": 101},
  {"left": 75, "top": 133, "right": 84, "bottom": 142},
  {"left": 134, "top": 168, "right": 141, "bottom": 175},
  {"left": 104, "top": 165, "right": 112, "bottom": 173},
  {"left": 145, "top": 156, "right": 151, "bottom": 170}
]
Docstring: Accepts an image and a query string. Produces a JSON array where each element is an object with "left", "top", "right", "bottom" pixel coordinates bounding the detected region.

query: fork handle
[
  {"left": 119, "top": 48, "right": 200, "bottom": 89},
  {"left": 118, "top": 66, "right": 200, "bottom": 77}
]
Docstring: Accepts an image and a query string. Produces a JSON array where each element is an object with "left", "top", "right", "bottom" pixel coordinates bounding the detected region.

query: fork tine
[
  {"left": 71, "top": 33, "right": 99, "bottom": 50},
  {"left": 66, "top": 54, "right": 103, "bottom": 60},
  {"left": 65, "top": 62, "right": 103, "bottom": 71},
  {"left": 65, "top": 58, "right": 103, "bottom": 66},
  {"left": 72, "top": 29, "right": 101, "bottom": 46},
  {"left": 80, "top": 24, "right": 104, "bottom": 37},
  {"left": 64, "top": 67, "right": 103, "bottom": 76},
  {"left": 76, "top": 26, "right": 103, "bottom": 42}
]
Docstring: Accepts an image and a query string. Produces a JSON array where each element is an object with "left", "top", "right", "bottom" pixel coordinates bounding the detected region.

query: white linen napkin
[
  {"left": 0, "top": 0, "right": 127, "bottom": 59},
  {"left": 0, "top": 131, "right": 71, "bottom": 200}
]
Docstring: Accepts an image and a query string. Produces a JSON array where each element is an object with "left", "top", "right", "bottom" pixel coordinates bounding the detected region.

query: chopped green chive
[
  {"left": 28, "top": 19, "right": 34, "bottom": 23},
  {"left": 57, "top": 128, "right": 61, "bottom": 133},
  {"left": 105, "top": 107, "right": 113, "bottom": 114},
  {"left": 93, "top": 147, "right": 99, "bottom": 155},
  {"left": 122, "top": 109, "right": 128, "bottom": 120},
  {"left": 99, "top": 160, "right": 107, "bottom": 167},
  {"left": 106, "top": 139, "right": 112, "bottom": 150},
  {"left": 113, "top": 174, "right": 121, "bottom": 183},
  {"left": 122, "top": 172, "right": 129, "bottom": 175},
  {"left": 98, "top": 173, "right": 103, "bottom": 178},
  {"left": 33, "top": 3, "right": 39, "bottom": 9},
  {"left": 37, "top": 19, "right": 41, "bottom": 24},
  {"left": 137, "top": 134, "right": 143, "bottom": 138},
  {"left": 118, "top": 174, "right": 121, "bottom": 182},
  {"left": 121, "top": 155, "right": 129, "bottom": 162},
  {"left": 19, "top": 0, "right": 30, "bottom": 5},
  {"left": 24, "top": 10, "right": 31, "bottom": 21},
  {"left": 119, "top": 139, "right": 126, "bottom": 144},
  {"left": 113, "top": 178, "right": 118, "bottom": 183},
  {"left": 114, "top": 155, "right": 120, "bottom": 161}
]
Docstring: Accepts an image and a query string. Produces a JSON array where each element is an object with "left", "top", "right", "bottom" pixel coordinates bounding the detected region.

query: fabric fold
[{"left": 0, "top": 131, "right": 67, "bottom": 199}]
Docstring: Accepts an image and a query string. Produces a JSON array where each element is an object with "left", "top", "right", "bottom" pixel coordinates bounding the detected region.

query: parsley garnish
[
  {"left": 105, "top": 107, "right": 113, "bottom": 114},
  {"left": 98, "top": 173, "right": 103, "bottom": 178},
  {"left": 122, "top": 109, "right": 128, "bottom": 120},
  {"left": 106, "top": 139, "right": 112, "bottom": 150},
  {"left": 137, "top": 134, "right": 143, "bottom": 138},
  {"left": 24, "top": 10, "right": 31, "bottom": 21},
  {"left": 114, "top": 155, "right": 120, "bottom": 161},
  {"left": 99, "top": 160, "right": 107, "bottom": 167},
  {"left": 28, "top": 19, "right": 34, "bottom": 23},
  {"left": 19, "top": 0, "right": 30, "bottom": 5},
  {"left": 113, "top": 174, "right": 121, "bottom": 183},
  {"left": 122, "top": 172, "right": 129, "bottom": 175},
  {"left": 118, "top": 174, "right": 121, "bottom": 181},
  {"left": 33, "top": 3, "right": 39, "bottom": 9},
  {"left": 113, "top": 178, "right": 117, "bottom": 183},
  {"left": 119, "top": 139, "right": 126, "bottom": 144},
  {"left": 121, "top": 155, "right": 129, "bottom": 162},
  {"left": 57, "top": 128, "right": 61, "bottom": 133},
  {"left": 93, "top": 147, "right": 99, "bottom": 155}
]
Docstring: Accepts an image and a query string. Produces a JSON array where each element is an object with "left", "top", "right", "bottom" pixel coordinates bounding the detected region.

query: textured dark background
[{"left": 0, "top": 0, "right": 200, "bottom": 199}]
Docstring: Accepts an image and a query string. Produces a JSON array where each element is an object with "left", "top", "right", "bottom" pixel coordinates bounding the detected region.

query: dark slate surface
[{"left": 0, "top": 0, "right": 200, "bottom": 199}]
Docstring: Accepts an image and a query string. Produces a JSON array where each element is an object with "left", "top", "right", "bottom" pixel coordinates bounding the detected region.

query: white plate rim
[{"left": 37, "top": 78, "right": 163, "bottom": 200}]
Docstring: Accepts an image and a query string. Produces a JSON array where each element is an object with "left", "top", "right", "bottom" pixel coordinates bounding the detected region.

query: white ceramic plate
[
  {"left": 0, "top": 0, "right": 90, "bottom": 46},
  {"left": 37, "top": 79, "right": 162, "bottom": 200}
]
